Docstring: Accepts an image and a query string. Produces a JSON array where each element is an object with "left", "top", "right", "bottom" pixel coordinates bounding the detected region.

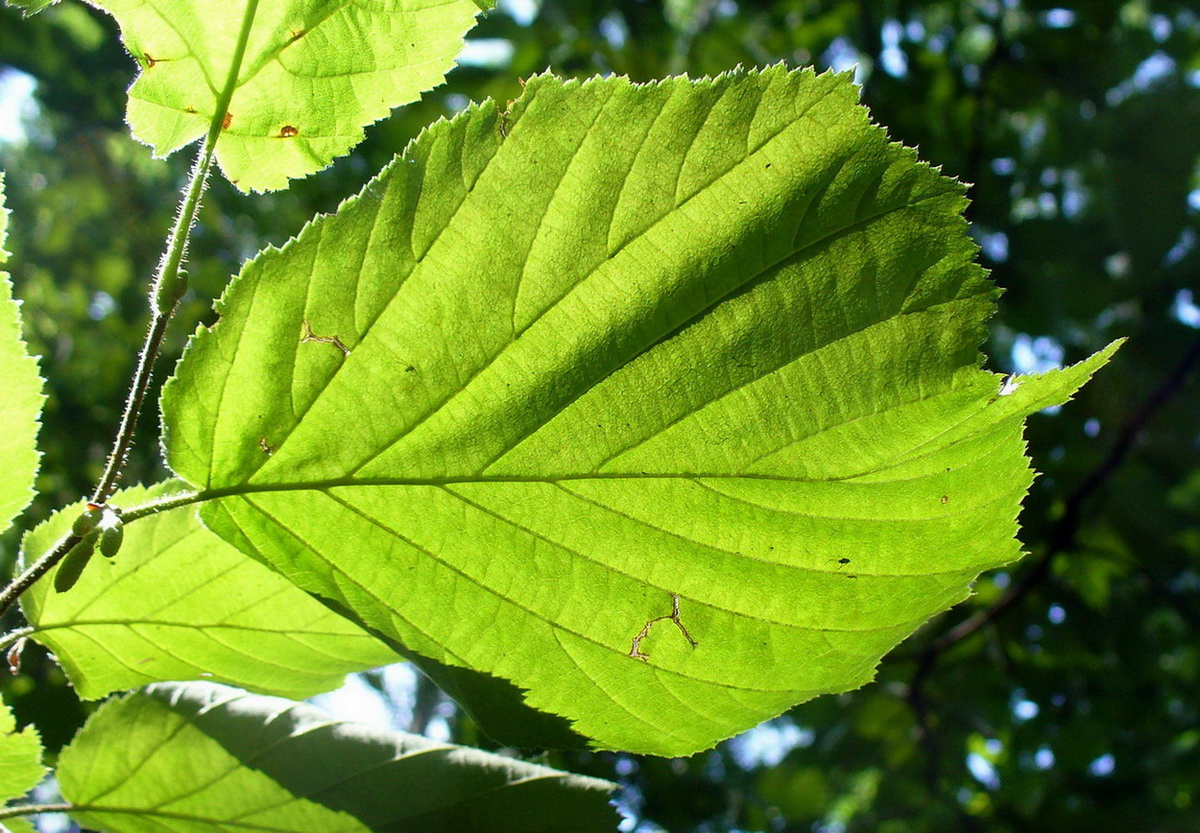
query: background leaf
[
  {"left": 0, "top": 0, "right": 56, "bottom": 17},
  {"left": 162, "top": 68, "right": 1115, "bottom": 755},
  {"left": 0, "top": 174, "right": 43, "bottom": 535},
  {"left": 90, "top": 0, "right": 483, "bottom": 190},
  {"left": 0, "top": 699, "right": 44, "bottom": 813},
  {"left": 20, "top": 482, "right": 398, "bottom": 699},
  {"left": 58, "top": 681, "right": 617, "bottom": 832}
]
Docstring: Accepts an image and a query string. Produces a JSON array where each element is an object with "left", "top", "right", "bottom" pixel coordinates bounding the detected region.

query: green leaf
[
  {"left": 88, "top": 0, "right": 483, "bottom": 191},
  {"left": 58, "top": 682, "right": 617, "bottom": 832},
  {"left": 0, "top": 174, "right": 44, "bottom": 535},
  {"left": 0, "top": 699, "right": 44, "bottom": 810},
  {"left": 1, "top": 0, "right": 57, "bottom": 17},
  {"left": 162, "top": 68, "right": 1118, "bottom": 755},
  {"left": 20, "top": 482, "right": 398, "bottom": 700}
]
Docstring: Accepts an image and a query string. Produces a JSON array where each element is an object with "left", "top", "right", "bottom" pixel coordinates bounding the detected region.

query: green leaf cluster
[{"left": 0, "top": 1, "right": 1128, "bottom": 830}]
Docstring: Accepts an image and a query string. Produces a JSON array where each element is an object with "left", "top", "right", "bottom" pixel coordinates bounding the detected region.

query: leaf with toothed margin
[
  {"left": 78, "top": 0, "right": 484, "bottom": 191},
  {"left": 20, "top": 482, "right": 399, "bottom": 700},
  {"left": 161, "top": 67, "right": 1119, "bottom": 756},
  {"left": 56, "top": 682, "right": 617, "bottom": 833},
  {"left": 1, "top": 0, "right": 56, "bottom": 17},
  {"left": 0, "top": 174, "right": 44, "bottom": 537},
  {"left": 0, "top": 699, "right": 45, "bottom": 822}
]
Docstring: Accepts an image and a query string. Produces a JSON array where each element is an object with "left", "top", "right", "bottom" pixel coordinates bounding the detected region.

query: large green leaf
[
  {"left": 0, "top": 700, "right": 44, "bottom": 817},
  {"left": 86, "top": 0, "right": 482, "bottom": 191},
  {"left": 57, "top": 682, "right": 617, "bottom": 832},
  {"left": 0, "top": 174, "right": 43, "bottom": 535},
  {"left": 19, "top": 482, "right": 398, "bottom": 699},
  {"left": 162, "top": 68, "right": 1118, "bottom": 755}
]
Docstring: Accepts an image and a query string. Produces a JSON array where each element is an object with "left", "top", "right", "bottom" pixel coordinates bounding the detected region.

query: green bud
[
  {"left": 71, "top": 504, "right": 104, "bottom": 537},
  {"left": 99, "top": 521, "right": 124, "bottom": 558},
  {"left": 54, "top": 530, "right": 99, "bottom": 593}
]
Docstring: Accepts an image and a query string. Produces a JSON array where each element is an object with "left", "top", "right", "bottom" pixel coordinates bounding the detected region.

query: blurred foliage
[{"left": 2, "top": 0, "right": 1199, "bottom": 830}]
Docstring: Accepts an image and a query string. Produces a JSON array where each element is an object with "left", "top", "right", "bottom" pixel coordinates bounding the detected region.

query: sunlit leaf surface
[
  {"left": 0, "top": 699, "right": 45, "bottom": 814},
  {"left": 21, "top": 482, "right": 398, "bottom": 699},
  {"left": 0, "top": 174, "right": 43, "bottom": 535},
  {"left": 163, "top": 68, "right": 1117, "bottom": 754},
  {"left": 88, "top": 0, "right": 483, "bottom": 190}
]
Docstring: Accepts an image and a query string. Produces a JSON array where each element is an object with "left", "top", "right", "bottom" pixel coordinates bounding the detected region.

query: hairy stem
[
  {"left": 0, "top": 0, "right": 262, "bottom": 619},
  {"left": 0, "top": 626, "right": 33, "bottom": 655},
  {"left": 91, "top": 0, "right": 260, "bottom": 504},
  {"left": 0, "top": 803, "right": 73, "bottom": 821}
]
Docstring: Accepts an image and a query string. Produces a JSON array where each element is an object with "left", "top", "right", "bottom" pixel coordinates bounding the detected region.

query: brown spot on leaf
[
  {"left": 184, "top": 106, "right": 197, "bottom": 114},
  {"left": 144, "top": 53, "right": 156, "bottom": 68},
  {"left": 941, "top": 495, "right": 949, "bottom": 505},
  {"left": 280, "top": 125, "right": 299, "bottom": 138},
  {"left": 300, "top": 319, "right": 351, "bottom": 357},
  {"left": 629, "top": 594, "right": 698, "bottom": 662}
]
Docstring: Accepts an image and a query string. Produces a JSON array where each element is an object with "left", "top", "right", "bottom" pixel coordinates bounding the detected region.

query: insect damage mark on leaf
[
  {"left": 629, "top": 594, "right": 698, "bottom": 662},
  {"left": 259, "top": 437, "right": 275, "bottom": 455},
  {"left": 299, "top": 319, "right": 350, "bottom": 357},
  {"left": 497, "top": 101, "right": 515, "bottom": 138},
  {"left": 279, "top": 125, "right": 300, "bottom": 138}
]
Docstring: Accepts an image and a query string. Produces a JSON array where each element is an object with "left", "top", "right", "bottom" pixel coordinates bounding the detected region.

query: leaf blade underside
[
  {"left": 0, "top": 699, "right": 45, "bottom": 814},
  {"left": 21, "top": 482, "right": 398, "bottom": 700},
  {"left": 57, "top": 682, "right": 617, "bottom": 833},
  {"left": 163, "top": 68, "right": 1117, "bottom": 755},
  {"left": 0, "top": 174, "right": 44, "bottom": 536}
]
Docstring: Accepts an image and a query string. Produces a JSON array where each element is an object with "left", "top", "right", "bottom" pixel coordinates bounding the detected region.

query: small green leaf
[
  {"left": 0, "top": 699, "right": 44, "bottom": 810},
  {"left": 1, "top": 0, "right": 57, "bottom": 17},
  {"left": 89, "top": 0, "right": 484, "bottom": 190},
  {"left": 163, "top": 68, "right": 1118, "bottom": 754},
  {"left": 58, "top": 682, "right": 617, "bottom": 832},
  {"left": 21, "top": 482, "right": 398, "bottom": 700},
  {"left": 0, "top": 174, "right": 44, "bottom": 536}
]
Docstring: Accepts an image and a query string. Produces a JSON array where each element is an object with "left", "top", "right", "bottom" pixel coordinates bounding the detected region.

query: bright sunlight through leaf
[
  {"left": 0, "top": 174, "right": 43, "bottom": 536},
  {"left": 88, "top": 0, "right": 484, "bottom": 190},
  {"left": 162, "top": 68, "right": 1118, "bottom": 755},
  {"left": 21, "top": 482, "right": 398, "bottom": 699}
]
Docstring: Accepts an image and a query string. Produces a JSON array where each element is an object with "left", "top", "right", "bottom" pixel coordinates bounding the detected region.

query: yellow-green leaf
[
  {"left": 21, "top": 482, "right": 398, "bottom": 699},
  {"left": 162, "top": 68, "right": 1118, "bottom": 755},
  {"left": 91, "top": 0, "right": 483, "bottom": 190},
  {"left": 0, "top": 174, "right": 44, "bottom": 535}
]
